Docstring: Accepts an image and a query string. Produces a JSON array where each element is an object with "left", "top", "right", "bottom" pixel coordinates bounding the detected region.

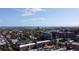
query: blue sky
[{"left": 0, "top": 8, "right": 79, "bottom": 27}]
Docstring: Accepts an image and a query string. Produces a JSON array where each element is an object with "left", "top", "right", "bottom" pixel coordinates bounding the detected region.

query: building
[
  {"left": 0, "top": 38, "right": 6, "bottom": 45},
  {"left": 42, "top": 33, "right": 52, "bottom": 40},
  {"left": 75, "top": 35, "right": 79, "bottom": 42}
]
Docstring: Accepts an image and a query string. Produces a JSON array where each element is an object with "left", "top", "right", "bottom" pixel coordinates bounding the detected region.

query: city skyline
[{"left": 0, "top": 8, "right": 79, "bottom": 27}]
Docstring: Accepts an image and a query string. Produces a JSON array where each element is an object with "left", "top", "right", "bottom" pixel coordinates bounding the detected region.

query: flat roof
[
  {"left": 20, "top": 40, "right": 51, "bottom": 48},
  {"left": 37, "top": 40, "right": 50, "bottom": 44},
  {"left": 72, "top": 42, "right": 79, "bottom": 46},
  {"left": 20, "top": 43, "right": 35, "bottom": 48}
]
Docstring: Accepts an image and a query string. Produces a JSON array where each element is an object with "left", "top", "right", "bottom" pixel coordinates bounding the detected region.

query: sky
[{"left": 0, "top": 8, "right": 79, "bottom": 27}]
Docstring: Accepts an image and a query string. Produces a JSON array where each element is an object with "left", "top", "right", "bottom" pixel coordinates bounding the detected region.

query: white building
[{"left": 0, "top": 38, "right": 6, "bottom": 45}]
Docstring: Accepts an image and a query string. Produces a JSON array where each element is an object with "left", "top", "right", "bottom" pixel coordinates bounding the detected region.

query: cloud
[
  {"left": 20, "top": 17, "right": 46, "bottom": 22},
  {"left": 19, "top": 8, "right": 45, "bottom": 16},
  {"left": 29, "top": 8, "right": 45, "bottom": 12},
  {"left": 22, "top": 12, "right": 33, "bottom": 16}
]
